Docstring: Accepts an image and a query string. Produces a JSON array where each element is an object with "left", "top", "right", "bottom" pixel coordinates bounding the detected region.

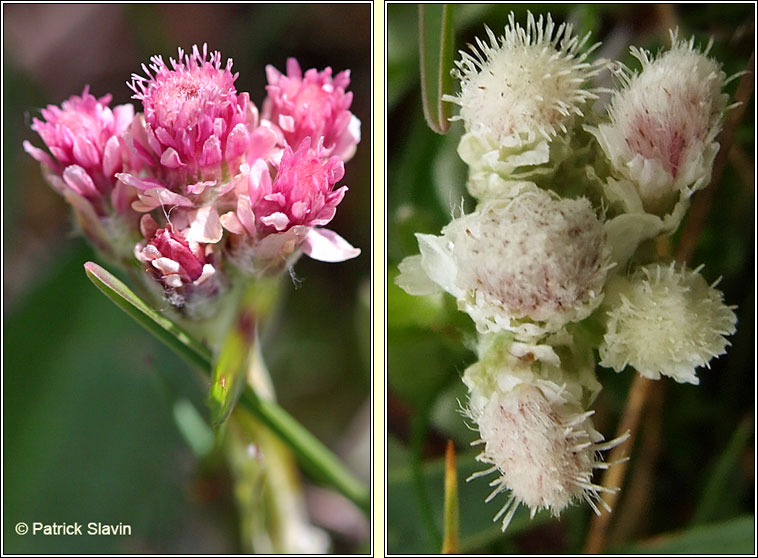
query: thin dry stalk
[{"left": 583, "top": 374, "right": 654, "bottom": 553}]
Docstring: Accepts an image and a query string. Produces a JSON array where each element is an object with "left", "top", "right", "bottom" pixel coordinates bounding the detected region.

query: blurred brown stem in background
[{"left": 607, "top": 380, "right": 667, "bottom": 547}]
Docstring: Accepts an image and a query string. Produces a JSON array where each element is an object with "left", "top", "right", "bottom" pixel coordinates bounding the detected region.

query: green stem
[
  {"left": 84, "top": 262, "right": 370, "bottom": 516},
  {"left": 229, "top": 383, "right": 319, "bottom": 553},
  {"left": 240, "top": 386, "right": 371, "bottom": 517}
]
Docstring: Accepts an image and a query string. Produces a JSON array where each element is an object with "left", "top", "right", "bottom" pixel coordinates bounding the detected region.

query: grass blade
[
  {"left": 419, "top": 4, "right": 455, "bottom": 134},
  {"left": 441, "top": 440, "right": 460, "bottom": 554},
  {"left": 84, "top": 262, "right": 212, "bottom": 371}
]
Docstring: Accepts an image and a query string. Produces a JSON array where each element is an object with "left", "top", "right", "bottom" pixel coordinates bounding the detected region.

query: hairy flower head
[
  {"left": 590, "top": 32, "right": 728, "bottom": 216},
  {"left": 263, "top": 58, "right": 360, "bottom": 162},
  {"left": 445, "top": 12, "right": 605, "bottom": 150},
  {"left": 397, "top": 189, "right": 611, "bottom": 339},
  {"left": 599, "top": 262, "right": 737, "bottom": 384},
  {"left": 463, "top": 335, "right": 626, "bottom": 529}
]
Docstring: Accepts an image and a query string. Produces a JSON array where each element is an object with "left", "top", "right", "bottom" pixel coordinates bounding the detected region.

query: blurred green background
[
  {"left": 387, "top": 4, "right": 754, "bottom": 554},
  {"left": 3, "top": 3, "right": 370, "bottom": 554}
]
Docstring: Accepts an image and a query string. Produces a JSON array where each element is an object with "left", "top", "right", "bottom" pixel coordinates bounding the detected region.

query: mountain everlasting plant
[
  {"left": 26, "top": 44, "right": 360, "bottom": 312},
  {"left": 25, "top": 44, "right": 365, "bottom": 553},
  {"left": 397, "top": 11, "right": 738, "bottom": 539}
]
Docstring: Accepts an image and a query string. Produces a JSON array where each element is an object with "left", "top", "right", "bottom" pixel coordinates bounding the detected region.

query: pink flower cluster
[{"left": 25, "top": 44, "right": 360, "bottom": 314}]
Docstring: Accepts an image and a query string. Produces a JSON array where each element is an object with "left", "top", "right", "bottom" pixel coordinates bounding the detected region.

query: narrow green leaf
[
  {"left": 84, "top": 262, "right": 212, "bottom": 371},
  {"left": 441, "top": 440, "right": 460, "bottom": 554},
  {"left": 692, "top": 416, "right": 753, "bottom": 525},
  {"left": 239, "top": 388, "right": 370, "bottom": 516},
  {"left": 83, "top": 261, "right": 370, "bottom": 516},
  {"left": 209, "top": 277, "right": 281, "bottom": 427},
  {"left": 208, "top": 307, "right": 256, "bottom": 427},
  {"left": 419, "top": 4, "right": 456, "bottom": 134}
]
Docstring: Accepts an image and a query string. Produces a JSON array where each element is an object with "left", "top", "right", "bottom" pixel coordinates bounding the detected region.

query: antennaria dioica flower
[
  {"left": 24, "top": 38, "right": 367, "bottom": 553},
  {"left": 394, "top": 9, "right": 740, "bottom": 543}
]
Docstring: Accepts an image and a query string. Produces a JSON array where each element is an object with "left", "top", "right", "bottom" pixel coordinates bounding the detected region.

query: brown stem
[
  {"left": 607, "top": 380, "right": 667, "bottom": 546},
  {"left": 583, "top": 374, "right": 654, "bottom": 553},
  {"left": 728, "top": 145, "right": 755, "bottom": 194}
]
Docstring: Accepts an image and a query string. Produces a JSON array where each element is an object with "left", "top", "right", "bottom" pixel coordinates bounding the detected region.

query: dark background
[{"left": 4, "top": 3, "right": 371, "bottom": 554}]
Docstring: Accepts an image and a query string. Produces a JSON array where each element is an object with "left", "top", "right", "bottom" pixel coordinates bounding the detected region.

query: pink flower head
[
  {"left": 135, "top": 215, "right": 220, "bottom": 309},
  {"left": 23, "top": 86, "right": 135, "bottom": 215},
  {"left": 219, "top": 139, "right": 359, "bottom": 275},
  {"left": 128, "top": 44, "right": 254, "bottom": 186},
  {"left": 263, "top": 58, "right": 360, "bottom": 162},
  {"left": 252, "top": 138, "right": 347, "bottom": 234}
]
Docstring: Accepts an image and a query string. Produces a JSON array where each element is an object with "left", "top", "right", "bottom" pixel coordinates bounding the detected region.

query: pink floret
[
  {"left": 263, "top": 58, "right": 360, "bottom": 162},
  {"left": 136, "top": 219, "right": 216, "bottom": 289},
  {"left": 251, "top": 138, "right": 347, "bottom": 234},
  {"left": 23, "top": 86, "right": 135, "bottom": 212},
  {"left": 128, "top": 44, "right": 253, "bottom": 184}
]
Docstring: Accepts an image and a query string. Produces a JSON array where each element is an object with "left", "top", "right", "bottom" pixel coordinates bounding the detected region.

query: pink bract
[
  {"left": 263, "top": 58, "right": 360, "bottom": 162},
  {"left": 219, "top": 138, "right": 359, "bottom": 274},
  {"left": 128, "top": 44, "right": 254, "bottom": 186}
]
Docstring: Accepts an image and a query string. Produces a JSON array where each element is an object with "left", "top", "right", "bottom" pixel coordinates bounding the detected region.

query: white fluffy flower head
[
  {"left": 397, "top": 190, "right": 612, "bottom": 339},
  {"left": 446, "top": 12, "right": 605, "bottom": 148},
  {"left": 590, "top": 32, "right": 728, "bottom": 215},
  {"left": 463, "top": 336, "right": 627, "bottom": 530},
  {"left": 599, "top": 262, "right": 737, "bottom": 384}
]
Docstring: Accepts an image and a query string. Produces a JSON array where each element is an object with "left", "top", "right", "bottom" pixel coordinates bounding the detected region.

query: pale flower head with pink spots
[{"left": 589, "top": 32, "right": 728, "bottom": 217}]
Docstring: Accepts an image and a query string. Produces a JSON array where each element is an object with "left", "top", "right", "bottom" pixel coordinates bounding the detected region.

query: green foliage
[
  {"left": 419, "top": 5, "right": 456, "bottom": 134},
  {"left": 4, "top": 245, "right": 213, "bottom": 553},
  {"left": 84, "top": 261, "right": 369, "bottom": 515},
  {"left": 612, "top": 515, "right": 755, "bottom": 554},
  {"left": 387, "top": 441, "right": 555, "bottom": 554}
]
